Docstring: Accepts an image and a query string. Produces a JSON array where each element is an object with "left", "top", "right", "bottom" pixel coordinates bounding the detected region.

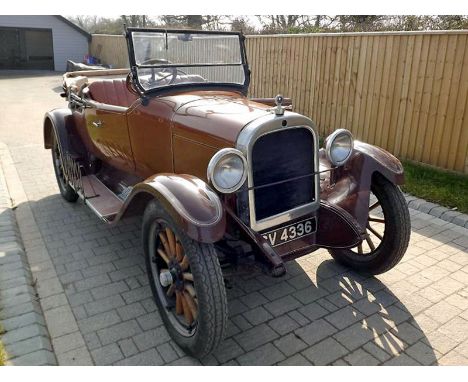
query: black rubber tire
[
  {"left": 328, "top": 173, "right": 410, "bottom": 275},
  {"left": 51, "top": 133, "right": 79, "bottom": 203},
  {"left": 142, "top": 200, "right": 228, "bottom": 358}
]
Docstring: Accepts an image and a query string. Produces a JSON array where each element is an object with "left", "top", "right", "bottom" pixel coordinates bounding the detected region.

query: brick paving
[
  {"left": 406, "top": 194, "right": 468, "bottom": 229},
  {"left": 0, "top": 141, "right": 56, "bottom": 365},
  {"left": 1, "top": 73, "right": 468, "bottom": 365}
]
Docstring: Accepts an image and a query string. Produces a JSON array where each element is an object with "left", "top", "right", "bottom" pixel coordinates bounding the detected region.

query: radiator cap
[{"left": 274, "top": 94, "right": 285, "bottom": 116}]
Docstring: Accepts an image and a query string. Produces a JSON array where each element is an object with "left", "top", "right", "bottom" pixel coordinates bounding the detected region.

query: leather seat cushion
[{"left": 88, "top": 79, "right": 138, "bottom": 108}]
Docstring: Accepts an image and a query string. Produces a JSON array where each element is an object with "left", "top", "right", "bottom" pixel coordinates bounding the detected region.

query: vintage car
[{"left": 44, "top": 28, "right": 410, "bottom": 358}]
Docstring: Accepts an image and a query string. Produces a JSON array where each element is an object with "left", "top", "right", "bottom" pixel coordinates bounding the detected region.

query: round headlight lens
[
  {"left": 325, "top": 129, "right": 354, "bottom": 166},
  {"left": 208, "top": 148, "right": 247, "bottom": 193}
]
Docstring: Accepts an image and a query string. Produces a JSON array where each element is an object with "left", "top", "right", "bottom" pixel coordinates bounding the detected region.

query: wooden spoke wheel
[
  {"left": 351, "top": 192, "right": 386, "bottom": 256},
  {"left": 328, "top": 173, "right": 410, "bottom": 275},
  {"left": 152, "top": 226, "right": 199, "bottom": 332},
  {"left": 143, "top": 200, "right": 227, "bottom": 358},
  {"left": 51, "top": 132, "right": 78, "bottom": 203}
]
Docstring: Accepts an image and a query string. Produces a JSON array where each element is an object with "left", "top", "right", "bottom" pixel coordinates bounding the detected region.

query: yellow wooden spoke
[
  {"left": 180, "top": 292, "right": 193, "bottom": 325},
  {"left": 158, "top": 233, "right": 173, "bottom": 258},
  {"left": 180, "top": 255, "right": 190, "bottom": 271},
  {"left": 157, "top": 248, "right": 170, "bottom": 264},
  {"left": 184, "top": 284, "right": 196, "bottom": 298},
  {"left": 175, "top": 241, "right": 184, "bottom": 262},
  {"left": 184, "top": 292, "right": 198, "bottom": 320},
  {"left": 166, "top": 284, "right": 175, "bottom": 297},
  {"left": 165, "top": 228, "right": 176, "bottom": 257},
  {"left": 175, "top": 291, "right": 183, "bottom": 315},
  {"left": 183, "top": 272, "right": 194, "bottom": 282}
]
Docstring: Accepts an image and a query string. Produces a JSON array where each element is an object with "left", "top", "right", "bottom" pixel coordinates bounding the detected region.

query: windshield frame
[{"left": 125, "top": 27, "right": 251, "bottom": 96}]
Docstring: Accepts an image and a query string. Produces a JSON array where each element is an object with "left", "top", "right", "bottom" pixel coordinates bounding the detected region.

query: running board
[{"left": 80, "top": 175, "right": 123, "bottom": 222}]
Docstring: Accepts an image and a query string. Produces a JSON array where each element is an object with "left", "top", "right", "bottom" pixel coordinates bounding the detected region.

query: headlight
[
  {"left": 325, "top": 129, "right": 354, "bottom": 166},
  {"left": 207, "top": 148, "right": 247, "bottom": 193}
]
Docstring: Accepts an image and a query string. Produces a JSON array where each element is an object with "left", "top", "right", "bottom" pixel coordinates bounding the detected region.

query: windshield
[{"left": 128, "top": 30, "right": 248, "bottom": 92}]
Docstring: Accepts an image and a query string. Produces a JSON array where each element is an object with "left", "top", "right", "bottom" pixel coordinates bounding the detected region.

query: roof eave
[{"left": 55, "top": 16, "right": 92, "bottom": 41}]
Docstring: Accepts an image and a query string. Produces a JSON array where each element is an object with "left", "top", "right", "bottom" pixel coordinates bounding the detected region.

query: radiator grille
[{"left": 251, "top": 128, "right": 315, "bottom": 222}]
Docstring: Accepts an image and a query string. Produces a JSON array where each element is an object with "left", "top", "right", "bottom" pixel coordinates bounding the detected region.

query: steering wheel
[{"left": 139, "top": 58, "right": 186, "bottom": 85}]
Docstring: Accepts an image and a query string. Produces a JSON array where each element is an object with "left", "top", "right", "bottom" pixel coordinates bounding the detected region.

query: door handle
[{"left": 92, "top": 120, "right": 103, "bottom": 128}]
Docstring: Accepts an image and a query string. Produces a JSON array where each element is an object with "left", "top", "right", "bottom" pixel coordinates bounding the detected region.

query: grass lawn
[
  {"left": 0, "top": 324, "right": 6, "bottom": 366},
  {"left": 319, "top": 134, "right": 467, "bottom": 213},
  {"left": 402, "top": 160, "right": 468, "bottom": 214},
  {"left": 0, "top": 342, "right": 6, "bottom": 366}
]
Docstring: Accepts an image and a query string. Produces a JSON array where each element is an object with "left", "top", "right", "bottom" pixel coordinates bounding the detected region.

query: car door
[
  {"left": 84, "top": 103, "right": 135, "bottom": 173},
  {"left": 126, "top": 97, "right": 174, "bottom": 179}
]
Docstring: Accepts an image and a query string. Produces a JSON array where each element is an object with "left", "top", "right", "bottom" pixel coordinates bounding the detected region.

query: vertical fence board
[
  {"left": 316, "top": 36, "right": 326, "bottom": 134},
  {"left": 326, "top": 37, "right": 334, "bottom": 131},
  {"left": 304, "top": 37, "right": 315, "bottom": 119},
  {"left": 452, "top": 45, "right": 468, "bottom": 172},
  {"left": 394, "top": 35, "right": 414, "bottom": 156},
  {"left": 415, "top": 35, "right": 437, "bottom": 162},
  {"left": 340, "top": 37, "right": 351, "bottom": 128},
  {"left": 423, "top": 35, "right": 446, "bottom": 164},
  {"left": 441, "top": 36, "right": 466, "bottom": 169},
  {"left": 370, "top": 36, "right": 386, "bottom": 145},
  {"left": 408, "top": 34, "right": 430, "bottom": 160},
  {"left": 347, "top": 36, "right": 360, "bottom": 131},
  {"left": 357, "top": 36, "right": 373, "bottom": 140},
  {"left": 363, "top": 36, "right": 379, "bottom": 143},
  {"left": 432, "top": 35, "right": 457, "bottom": 165},
  {"left": 297, "top": 37, "right": 307, "bottom": 114},
  {"left": 400, "top": 34, "right": 422, "bottom": 159},
  {"left": 330, "top": 37, "right": 341, "bottom": 130}
]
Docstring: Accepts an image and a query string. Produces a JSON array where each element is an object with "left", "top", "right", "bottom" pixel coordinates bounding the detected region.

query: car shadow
[
  {"left": 7, "top": 192, "right": 463, "bottom": 365},
  {"left": 217, "top": 257, "right": 438, "bottom": 365}
]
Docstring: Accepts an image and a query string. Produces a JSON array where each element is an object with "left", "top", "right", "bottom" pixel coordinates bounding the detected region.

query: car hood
[{"left": 169, "top": 91, "right": 272, "bottom": 148}]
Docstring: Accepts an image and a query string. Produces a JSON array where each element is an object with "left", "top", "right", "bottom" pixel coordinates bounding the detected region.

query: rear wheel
[
  {"left": 51, "top": 133, "right": 78, "bottom": 203},
  {"left": 142, "top": 200, "right": 227, "bottom": 358},
  {"left": 328, "top": 173, "right": 410, "bottom": 275}
]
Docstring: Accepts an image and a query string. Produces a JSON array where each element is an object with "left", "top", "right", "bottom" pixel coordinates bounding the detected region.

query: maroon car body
[{"left": 43, "top": 28, "right": 410, "bottom": 358}]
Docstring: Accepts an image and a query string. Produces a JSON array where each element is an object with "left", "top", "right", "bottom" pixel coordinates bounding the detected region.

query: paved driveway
[{"left": 1, "top": 72, "right": 467, "bottom": 365}]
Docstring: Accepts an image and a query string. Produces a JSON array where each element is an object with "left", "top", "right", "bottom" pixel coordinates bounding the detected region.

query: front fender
[
  {"left": 115, "top": 174, "right": 226, "bottom": 243},
  {"left": 320, "top": 141, "right": 404, "bottom": 228}
]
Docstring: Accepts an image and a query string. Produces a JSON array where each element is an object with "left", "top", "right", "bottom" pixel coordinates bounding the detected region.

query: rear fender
[
  {"left": 116, "top": 174, "right": 226, "bottom": 243},
  {"left": 43, "top": 108, "right": 86, "bottom": 157},
  {"left": 44, "top": 109, "right": 72, "bottom": 150},
  {"left": 320, "top": 141, "right": 404, "bottom": 228}
]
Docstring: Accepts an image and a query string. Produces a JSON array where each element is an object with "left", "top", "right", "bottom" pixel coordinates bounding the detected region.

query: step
[{"left": 81, "top": 175, "right": 123, "bottom": 222}]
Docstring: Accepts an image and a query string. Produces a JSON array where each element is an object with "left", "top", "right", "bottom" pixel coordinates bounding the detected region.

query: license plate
[{"left": 262, "top": 218, "right": 317, "bottom": 247}]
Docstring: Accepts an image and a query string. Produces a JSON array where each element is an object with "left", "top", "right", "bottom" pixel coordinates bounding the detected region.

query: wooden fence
[
  {"left": 90, "top": 34, "right": 130, "bottom": 68},
  {"left": 90, "top": 31, "right": 468, "bottom": 173}
]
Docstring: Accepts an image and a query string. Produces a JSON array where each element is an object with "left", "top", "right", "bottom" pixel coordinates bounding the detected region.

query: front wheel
[
  {"left": 142, "top": 200, "right": 227, "bottom": 358},
  {"left": 328, "top": 173, "right": 410, "bottom": 275}
]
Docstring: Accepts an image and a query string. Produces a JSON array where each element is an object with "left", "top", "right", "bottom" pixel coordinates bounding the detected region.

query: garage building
[{"left": 0, "top": 15, "right": 90, "bottom": 71}]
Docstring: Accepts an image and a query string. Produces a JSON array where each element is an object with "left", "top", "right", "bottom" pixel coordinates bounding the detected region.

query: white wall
[{"left": 0, "top": 15, "right": 89, "bottom": 71}]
